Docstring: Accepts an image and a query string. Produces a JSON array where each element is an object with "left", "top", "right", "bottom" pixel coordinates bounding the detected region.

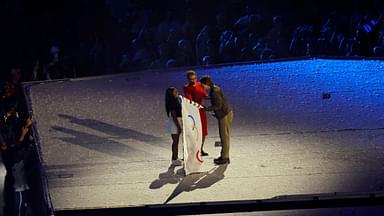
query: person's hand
[
  {"left": 25, "top": 116, "right": 33, "bottom": 128},
  {"left": 20, "top": 120, "right": 32, "bottom": 142},
  {"left": 177, "top": 126, "right": 182, "bottom": 134},
  {"left": 20, "top": 126, "right": 29, "bottom": 141},
  {"left": 202, "top": 106, "right": 210, "bottom": 112},
  {"left": 21, "top": 126, "right": 29, "bottom": 135}
]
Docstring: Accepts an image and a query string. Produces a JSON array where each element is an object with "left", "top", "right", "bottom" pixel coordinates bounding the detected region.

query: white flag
[{"left": 181, "top": 96, "right": 204, "bottom": 175}]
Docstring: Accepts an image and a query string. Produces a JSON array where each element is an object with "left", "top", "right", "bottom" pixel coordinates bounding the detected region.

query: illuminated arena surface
[{"left": 28, "top": 59, "right": 384, "bottom": 211}]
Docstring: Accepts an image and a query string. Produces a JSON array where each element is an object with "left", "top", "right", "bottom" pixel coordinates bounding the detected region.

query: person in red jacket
[{"left": 184, "top": 70, "right": 209, "bottom": 156}]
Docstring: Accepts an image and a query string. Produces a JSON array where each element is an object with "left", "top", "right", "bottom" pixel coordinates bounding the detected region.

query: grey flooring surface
[{"left": 28, "top": 59, "right": 384, "bottom": 211}]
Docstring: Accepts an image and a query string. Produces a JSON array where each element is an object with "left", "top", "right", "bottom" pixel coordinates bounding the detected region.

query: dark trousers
[{"left": 14, "top": 190, "right": 29, "bottom": 216}]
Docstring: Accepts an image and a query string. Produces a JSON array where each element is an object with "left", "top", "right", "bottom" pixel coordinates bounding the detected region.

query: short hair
[
  {"left": 186, "top": 70, "right": 196, "bottom": 78},
  {"left": 200, "top": 75, "right": 214, "bottom": 87}
]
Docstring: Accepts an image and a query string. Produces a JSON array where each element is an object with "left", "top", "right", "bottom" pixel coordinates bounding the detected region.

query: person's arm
[
  {"left": 19, "top": 116, "right": 32, "bottom": 143},
  {"left": 19, "top": 127, "right": 29, "bottom": 143},
  {"left": 184, "top": 85, "right": 193, "bottom": 101},
  {"left": 203, "top": 89, "right": 223, "bottom": 111},
  {"left": 203, "top": 90, "right": 209, "bottom": 99},
  {"left": 171, "top": 110, "right": 181, "bottom": 134}
]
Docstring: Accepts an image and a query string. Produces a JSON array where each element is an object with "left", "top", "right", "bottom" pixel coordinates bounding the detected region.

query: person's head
[
  {"left": 373, "top": 46, "right": 383, "bottom": 55},
  {"left": 186, "top": 70, "right": 197, "bottom": 84},
  {"left": 5, "top": 103, "right": 18, "bottom": 117},
  {"left": 170, "top": 87, "right": 179, "bottom": 98},
  {"left": 4, "top": 114, "right": 22, "bottom": 148},
  {"left": 202, "top": 56, "right": 211, "bottom": 66},
  {"left": 200, "top": 75, "right": 214, "bottom": 90},
  {"left": 166, "top": 59, "right": 177, "bottom": 68},
  {"left": 165, "top": 87, "right": 180, "bottom": 116},
  {"left": 273, "top": 16, "right": 282, "bottom": 25},
  {"left": 10, "top": 66, "right": 21, "bottom": 83},
  {"left": 178, "top": 39, "right": 187, "bottom": 52}
]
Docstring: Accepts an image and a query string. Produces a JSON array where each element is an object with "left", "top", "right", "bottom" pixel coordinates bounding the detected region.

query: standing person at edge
[
  {"left": 183, "top": 70, "right": 209, "bottom": 156},
  {"left": 165, "top": 87, "right": 183, "bottom": 166},
  {"left": 200, "top": 76, "right": 233, "bottom": 165}
]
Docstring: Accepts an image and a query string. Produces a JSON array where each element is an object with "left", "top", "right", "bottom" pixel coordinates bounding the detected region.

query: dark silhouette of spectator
[
  {"left": 11, "top": 115, "right": 33, "bottom": 216},
  {"left": 260, "top": 43, "right": 274, "bottom": 60},
  {"left": 373, "top": 25, "right": 384, "bottom": 56},
  {"left": 176, "top": 39, "right": 195, "bottom": 66},
  {"left": 1, "top": 105, "right": 22, "bottom": 216},
  {"left": 158, "top": 10, "right": 182, "bottom": 43},
  {"left": 267, "top": 16, "right": 287, "bottom": 57},
  {"left": 181, "top": 9, "right": 198, "bottom": 42},
  {"left": 149, "top": 44, "right": 171, "bottom": 69},
  {"left": 234, "top": 14, "right": 263, "bottom": 37},
  {"left": 289, "top": 25, "right": 314, "bottom": 56},
  {"left": 239, "top": 32, "right": 260, "bottom": 61},
  {"left": 202, "top": 56, "right": 212, "bottom": 66},
  {"left": 216, "top": 12, "right": 231, "bottom": 33},
  {"left": 219, "top": 30, "right": 239, "bottom": 63},
  {"left": 196, "top": 25, "right": 218, "bottom": 65},
  {"left": 31, "top": 60, "right": 40, "bottom": 81},
  {"left": 131, "top": 38, "right": 154, "bottom": 70},
  {"left": 43, "top": 43, "right": 63, "bottom": 80},
  {"left": 165, "top": 28, "right": 182, "bottom": 61},
  {"left": 119, "top": 51, "right": 133, "bottom": 72},
  {"left": 1, "top": 67, "right": 23, "bottom": 115},
  {"left": 5, "top": 0, "right": 384, "bottom": 79},
  {"left": 89, "top": 33, "right": 106, "bottom": 76},
  {"left": 0, "top": 107, "right": 33, "bottom": 216},
  {"left": 166, "top": 59, "right": 177, "bottom": 68}
]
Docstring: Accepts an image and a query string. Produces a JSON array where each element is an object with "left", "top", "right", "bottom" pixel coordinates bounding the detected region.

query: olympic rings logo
[
  {"left": 188, "top": 115, "right": 199, "bottom": 142},
  {"left": 188, "top": 114, "right": 203, "bottom": 163}
]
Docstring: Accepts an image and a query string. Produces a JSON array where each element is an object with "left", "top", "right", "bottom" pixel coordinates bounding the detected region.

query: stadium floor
[{"left": 27, "top": 59, "right": 384, "bottom": 211}]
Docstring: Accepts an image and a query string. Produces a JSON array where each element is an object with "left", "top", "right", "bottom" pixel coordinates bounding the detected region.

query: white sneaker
[{"left": 171, "top": 159, "right": 183, "bottom": 166}]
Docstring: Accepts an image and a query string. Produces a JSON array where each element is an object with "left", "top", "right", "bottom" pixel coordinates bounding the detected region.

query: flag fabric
[{"left": 181, "top": 96, "right": 204, "bottom": 175}]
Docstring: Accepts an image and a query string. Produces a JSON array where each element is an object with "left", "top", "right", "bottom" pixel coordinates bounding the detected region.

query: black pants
[{"left": 14, "top": 190, "right": 29, "bottom": 216}]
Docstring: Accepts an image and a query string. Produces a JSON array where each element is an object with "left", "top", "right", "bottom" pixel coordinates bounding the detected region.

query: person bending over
[{"left": 200, "top": 76, "right": 233, "bottom": 165}]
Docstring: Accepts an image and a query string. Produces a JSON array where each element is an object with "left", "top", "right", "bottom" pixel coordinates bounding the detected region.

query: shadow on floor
[
  {"left": 52, "top": 114, "right": 166, "bottom": 158},
  {"left": 162, "top": 164, "right": 228, "bottom": 204},
  {"left": 149, "top": 165, "right": 184, "bottom": 189},
  {"left": 58, "top": 114, "right": 162, "bottom": 143},
  {"left": 52, "top": 126, "right": 140, "bottom": 158}
]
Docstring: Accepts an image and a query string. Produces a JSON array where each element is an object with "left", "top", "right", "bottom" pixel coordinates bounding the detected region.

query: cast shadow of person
[
  {"left": 149, "top": 165, "right": 185, "bottom": 189},
  {"left": 57, "top": 114, "right": 162, "bottom": 143},
  {"left": 52, "top": 126, "right": 138, "bottom": 158},
  {"left": 162, "top": 164, "right": 228, "bottom": 204}
]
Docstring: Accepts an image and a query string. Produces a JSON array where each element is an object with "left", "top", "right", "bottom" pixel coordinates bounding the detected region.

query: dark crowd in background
[
  {"left": 0, "top": 69, "right": 36, "bottom": 215},
  {"left": 2, "top": 0, "right": 384, "bottom": 82}
]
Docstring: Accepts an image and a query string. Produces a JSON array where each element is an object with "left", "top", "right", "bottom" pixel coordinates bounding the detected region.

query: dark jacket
[{"left": 204, "top": 85, "right": 232, "bottom": 119}]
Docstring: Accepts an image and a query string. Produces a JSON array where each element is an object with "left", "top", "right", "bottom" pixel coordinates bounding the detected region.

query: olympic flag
[{"left": 181, "top": 96, "right": 204, "bottom": 175}]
